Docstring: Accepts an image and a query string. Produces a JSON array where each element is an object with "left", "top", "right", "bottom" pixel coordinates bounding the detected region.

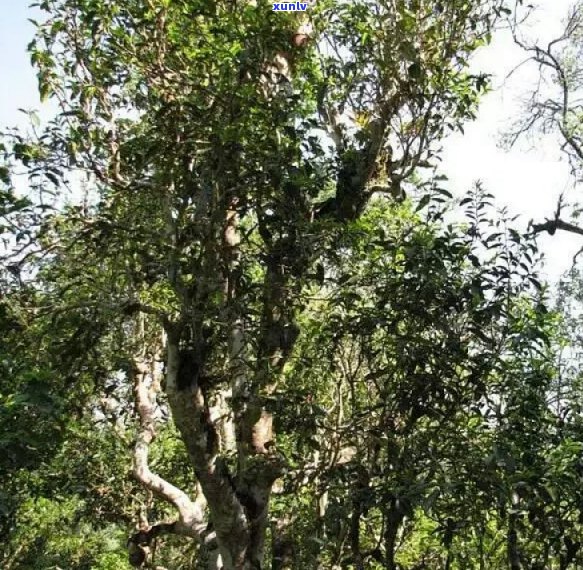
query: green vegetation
[{"left": 2, "top": 1, "right": 583, "bottom": 569}]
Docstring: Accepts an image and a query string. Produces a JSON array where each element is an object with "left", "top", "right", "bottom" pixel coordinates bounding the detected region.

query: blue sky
[
  {"left": 0, "top": 2, "right": 44, "bottom": 130},
  {"left": 0, "top": 0, "right": 580, "bottom": 281}
]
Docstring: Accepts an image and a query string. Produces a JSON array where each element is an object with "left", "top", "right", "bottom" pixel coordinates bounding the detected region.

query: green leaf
[{"left": 416, "top": 194, "right": 432, "bottom": 211}]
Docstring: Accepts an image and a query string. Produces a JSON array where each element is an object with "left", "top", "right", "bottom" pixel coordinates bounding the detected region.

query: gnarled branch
[{"left": 132, "top": 357, "right": 210, "bottom": 541}]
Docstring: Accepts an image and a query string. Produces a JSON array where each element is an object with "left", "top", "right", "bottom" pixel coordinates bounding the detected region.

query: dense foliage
[{"left": 2, "top": 1, "right": 583, "bottom": 569}]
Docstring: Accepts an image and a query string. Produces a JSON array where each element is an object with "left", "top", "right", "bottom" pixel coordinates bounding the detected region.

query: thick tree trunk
[
  {"left": 165, "top": 337, "right": 251, "bottom": 569},
  {"left": 165, "top": 332, "right": 283, "bottom": 569},
  {"left": 196, "top": 542, "right": 223, "bottom": 570}
]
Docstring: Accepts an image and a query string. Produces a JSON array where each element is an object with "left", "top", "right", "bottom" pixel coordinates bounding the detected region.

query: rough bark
[{"left": 196, "top": 541, "right": 223, "bottom": 570}]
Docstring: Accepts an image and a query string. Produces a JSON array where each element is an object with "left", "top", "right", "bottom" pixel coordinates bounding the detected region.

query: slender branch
[{"left": 510, "top": 8, "right": 583, "bottom": 166}]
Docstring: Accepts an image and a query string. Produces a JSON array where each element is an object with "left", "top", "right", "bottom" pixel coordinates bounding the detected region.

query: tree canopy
[{"left": 3, "top": 1, "right": 583, "bottom": 570}]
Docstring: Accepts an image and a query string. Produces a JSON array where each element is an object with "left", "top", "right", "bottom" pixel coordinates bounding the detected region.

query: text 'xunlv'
[{"left": 272, "top": 2, "right": 308, "bottom": 11}]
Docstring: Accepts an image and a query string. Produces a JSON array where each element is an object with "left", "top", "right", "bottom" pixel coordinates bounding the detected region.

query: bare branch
[
  {"left": 531, "top": 217, "right": 583, "bottom": 237},
  {"left": 508, "top": 2, "right": 583, "bottom": 170}
]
